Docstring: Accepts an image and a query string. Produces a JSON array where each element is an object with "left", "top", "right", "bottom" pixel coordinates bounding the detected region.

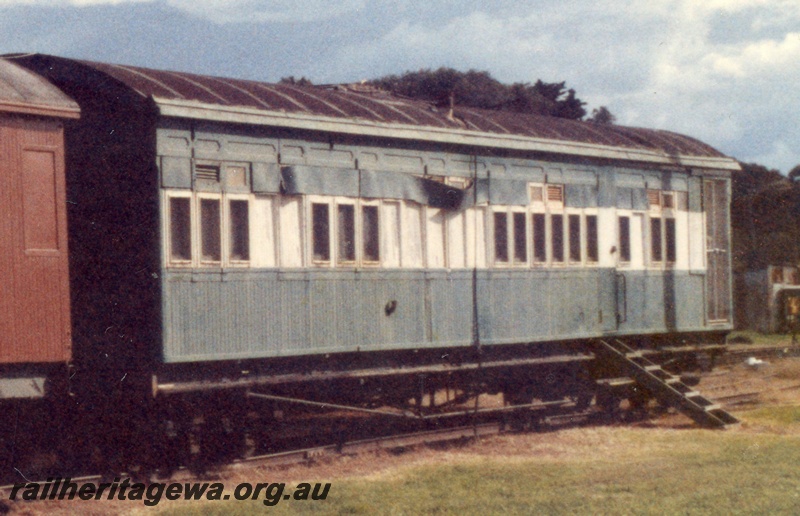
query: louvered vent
[
  {"left": 195, "top": 164, "right": 221, "bottom": 182},
  {"left": 647, "top": 189, "right": 661, "bottom": 208},
  {"left": 662, "top": 192, "right": 674, "bottom": 209},
  {"left": 546, "top": 185, "right": 563, "bottom": 203}
]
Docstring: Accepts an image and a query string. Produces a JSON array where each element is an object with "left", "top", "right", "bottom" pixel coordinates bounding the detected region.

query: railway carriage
[
  {"left": 0, "top": 58, "right": 78, "bottom": 474},
  {"left": 0, "top": 59, "right": 77, "bottom": 398},
  {"left": 5, "top": 53, "right": 741, "bottom": 471}
]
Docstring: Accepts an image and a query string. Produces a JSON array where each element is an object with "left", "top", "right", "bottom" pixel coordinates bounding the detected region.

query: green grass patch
[
  {"left": 157, "top": 429, "right": 800, "bottom": 515},
  {"left": 727, "top": 330, "right": 794, "bottom": 347},
  {"left": 744, "top": 405, "right": 800, "bottom": 425}
]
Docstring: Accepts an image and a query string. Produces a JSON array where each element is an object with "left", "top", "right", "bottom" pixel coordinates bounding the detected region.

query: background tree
[
  {"left": 368, "top": 67, "right": 594, "bottom": 121},
  {"left": 788, "top": 164, "right": 800, "bottom": 182},
  {"left": 731, "top": 162, "right": 800, "bottom": 272},
  {"left": 280, "top": 76, "right": 313, "bottom": 86},
  {"left": 588, "top": 106, "right": 616, "bottom": 124}
]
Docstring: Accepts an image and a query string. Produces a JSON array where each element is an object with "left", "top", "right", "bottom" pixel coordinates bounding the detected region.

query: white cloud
[
  {"left": 314, "top": 0, "right": 800, "bottom": 171},
  {"left": 0, "top": 0, "right": 150, "bottom": 4},
  {"left": 0, "top": 0, "right": 366, "bottom": 23},
  {"left": 166, "top": 0, "right": 367, "bottom": 23},
  {"left": 322, "top": 6, "right": 660, "bottom": 87},
  {"left": 0, "top": 0, "right": 367, "bottom": 22},
  {"left": 2, "top": 0, "right": 799, "bottom": 170}
]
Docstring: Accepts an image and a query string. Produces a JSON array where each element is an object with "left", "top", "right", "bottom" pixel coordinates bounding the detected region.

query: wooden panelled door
[{"left": 704, "top": 179, "right": 731, "bottom": 323}]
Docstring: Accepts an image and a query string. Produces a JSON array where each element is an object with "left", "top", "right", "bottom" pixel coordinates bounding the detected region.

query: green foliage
[
  {"left": 587, "top": 106, "right": 616, "bottom": 125},
  {"left": 368, "top": 67, "right": 590, "bottom": 120},
  {"left": 279, "top": 76, "right": 314, "bottom": 87},
  {"left": 789, "top": 165, "right": 800, "bottom": 182},
  {"left": 731, "top": 162, "right": 800, "bottom": 271}
]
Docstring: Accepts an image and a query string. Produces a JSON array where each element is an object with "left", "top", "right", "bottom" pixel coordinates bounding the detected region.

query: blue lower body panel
[{"left": 161, "top": 268, "right": 722, "bottom": 363}]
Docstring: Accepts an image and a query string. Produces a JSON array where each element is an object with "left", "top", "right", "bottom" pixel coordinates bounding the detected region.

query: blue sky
[{"left": 1, "top": 0, "right": 799, "bottom": 172}]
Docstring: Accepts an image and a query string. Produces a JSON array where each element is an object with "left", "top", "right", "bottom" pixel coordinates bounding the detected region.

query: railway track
[
  {"left": 719, "top": 344, "right": 800, "bottom": 365},
  {"left": 0, "top": 401, "right": 594, "bottom": 497},
  {"left": 3, "top": 347, "right": 798, "bottom": 502}
]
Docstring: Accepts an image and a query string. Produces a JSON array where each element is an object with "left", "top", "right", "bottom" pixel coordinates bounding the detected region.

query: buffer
[{"left": 594, "top": 339, "right": 739, "bottom": 429}]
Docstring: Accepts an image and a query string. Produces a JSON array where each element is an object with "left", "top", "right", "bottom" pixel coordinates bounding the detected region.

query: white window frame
[
  {"left": 197, "top": 192, "right": 223, "bottom": 267},
  {"left": 616, "top": 210, "right": 633, "bottom": 268},
  {"left": 490, "top": 208, "right": 510, "bottom": 266},
  {"left": 334, "top": 198, "right": 358, "bottom": 267},
  {"left": 566, "top": 209, "right": 584, "bottom": 266},
  {"left": 360, "top": 199, "right": 382, "bottom": 267},
  {"left": 584, "top": 209, "right": 600, "bottom": 266},
  {"left": 545, "top": 183, "right": 565, "bottom": 267},
  {"left": 307, "top": 196, "right": 333, "bottom": 267},
  {"left": 490, "top": 206, "right": 529, "bottom": 267},
  {"left": 225, "top": 193, "right": 251, "bottom": 267},
  {"left": 529, "top": 183, "right": 547, "bottom": 267},
  {"left": 305, "top": 196, "right": 388, "bottom": 268},
  {"left": 646, "top": 189, "right": 682, "bottom": 269},
  {"left": 164, "top": 190, "right": 194, "bottom": 268}
]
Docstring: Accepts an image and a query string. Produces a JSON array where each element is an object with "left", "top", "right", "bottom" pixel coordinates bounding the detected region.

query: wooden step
[{"left": 595, "top": 339, "right": 740, "bottom": 429}]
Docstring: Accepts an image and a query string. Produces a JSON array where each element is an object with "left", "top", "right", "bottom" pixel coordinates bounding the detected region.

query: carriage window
[
  {"left": 337, "top": 204, "right": 356, "bottom": 263},
  {"left": 494, "top": 212, "right": 509, "bottom": 263},
  {"left": 650, "top": 216, "right": 662, "bottom": 262},
  {"left": 568, "top": 214, "right": 581, "bottom": 262},
  {"left": 169, "top": 197, "right": 191, "bottom": 262},
  {"left": 587, "top": 215, "right": 598, "bottom": 263},
  {"left": 619, "top": 216, "right": 631, "bottom": 263},
  {"left": 665, "top": 217, "right": 676, "bottom": 263},
  {"left": 362, "top": 205, "right": 380, "bottom": 263},
  {"left": 532, "top": 213, "right": 546, "bottom": 263},
  {"left": 312, "top": 202, "right": 331, "bottom": 262},
  {"left": 229, "top": 199, "right": 249, "bottom": 261},
  {"left": 513, "top": 212, "right": 527, "bottom": 263},
  {"left": 200, "top": 199, "right": 221, "bottom": 262},
  {"left": 551, "top": 214, "right": 564, "bottom": 263}
]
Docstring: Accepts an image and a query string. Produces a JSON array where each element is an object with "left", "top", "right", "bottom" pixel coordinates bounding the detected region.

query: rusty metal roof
[
  {"left": 0, "top": 58, "right": 79, "bottom": 118},
  {"left": 3, "top": 54, "right": 737, "bottom": 169}
]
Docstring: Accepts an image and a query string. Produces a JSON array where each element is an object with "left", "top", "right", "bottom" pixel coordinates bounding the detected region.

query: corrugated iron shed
[{"left": 0, "top": 58, "right": 79, "bottom": 119}]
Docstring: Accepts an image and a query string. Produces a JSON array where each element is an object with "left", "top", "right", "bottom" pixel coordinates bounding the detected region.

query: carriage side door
[{"left": 704, "top": 178, "right": 731, "bottom": 323}]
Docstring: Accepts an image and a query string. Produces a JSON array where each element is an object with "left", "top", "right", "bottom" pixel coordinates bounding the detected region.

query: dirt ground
[{"left": 5, "top": 356, "right": 800, "bottom": 515}]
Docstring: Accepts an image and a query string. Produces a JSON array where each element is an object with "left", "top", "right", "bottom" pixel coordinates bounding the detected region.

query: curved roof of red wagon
[
  {"left": 0, "top": 58, "right": 79, "bottom": 118},
  {"left": 4, "top": 54, "right": 737, "bottom": 170}
]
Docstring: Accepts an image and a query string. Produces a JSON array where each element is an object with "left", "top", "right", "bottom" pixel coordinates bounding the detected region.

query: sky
[{"left": 1, "top": 0, "right": 798, "bottom": 172}]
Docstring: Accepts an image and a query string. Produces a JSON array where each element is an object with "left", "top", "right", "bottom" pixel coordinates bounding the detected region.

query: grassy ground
[
  {"left": 727, "top": 330, "right": 797, "bottom": 347},
  {"left": 18, "top": 342, "right": 796, "bottom": 515},
  {"left": 151, "top": 404, "right": 800, "bottom": 516}
]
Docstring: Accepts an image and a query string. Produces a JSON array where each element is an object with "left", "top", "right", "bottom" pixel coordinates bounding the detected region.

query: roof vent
[
  {"left": 546, "top": 184, "right": 564, "bottom": 203},
  {"left": 195, "top": 164, "right": 220, "bottom": 182}
]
